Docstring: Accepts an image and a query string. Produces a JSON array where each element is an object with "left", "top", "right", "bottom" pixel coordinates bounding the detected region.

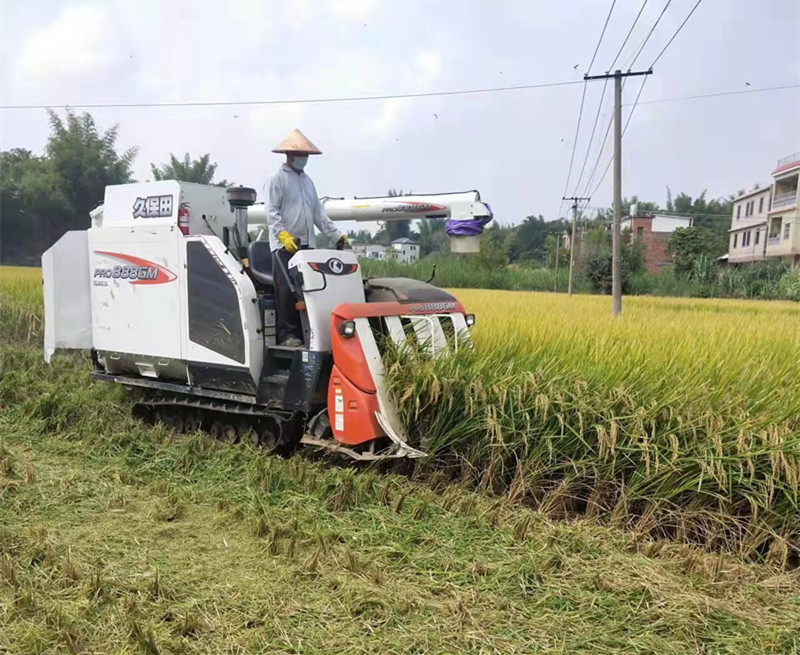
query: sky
[{"left": 1, "top": 0, "right": 799, "bottom": 231}]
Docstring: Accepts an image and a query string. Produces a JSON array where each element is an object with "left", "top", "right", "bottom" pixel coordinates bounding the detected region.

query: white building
[
  {"left": 351, "top": 244, "right": 386, "bottom": 260},
  {"left": 728, "top": 152, "right": 800, "bottom": 265},
  {"left": 388, "top": 238, "right": 420, "bottom": 265}
]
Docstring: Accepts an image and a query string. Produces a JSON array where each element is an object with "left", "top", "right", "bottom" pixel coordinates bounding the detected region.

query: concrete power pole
[
  {"left": 563, "top": 196, "right": 590, "bottom": 296},
  {"left": 612, "top": 72, "right": 623, "bottom": 316},
  {"left": 554, "top": 234, "right": 560, "bottom": 292},
  {"left": 585, "top": 68, "right": 652, "bottom": 316}
]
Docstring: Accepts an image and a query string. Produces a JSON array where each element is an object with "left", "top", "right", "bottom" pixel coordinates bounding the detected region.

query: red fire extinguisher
[{"left": 178, "top": 204, "right": 190, "bottom": 236}]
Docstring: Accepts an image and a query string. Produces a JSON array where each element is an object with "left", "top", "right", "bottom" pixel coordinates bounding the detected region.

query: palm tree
[{"left": 150, "top": 153, "right": 228, "bottom": 186}]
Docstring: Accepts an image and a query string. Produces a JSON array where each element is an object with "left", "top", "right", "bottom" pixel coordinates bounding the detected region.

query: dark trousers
[{"left": 274, "top": 248, "right": 302, "bottom": 343}]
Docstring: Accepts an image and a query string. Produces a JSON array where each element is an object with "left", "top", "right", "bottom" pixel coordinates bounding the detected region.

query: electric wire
[
  {"left": 628, "top": 0, "right": 672, "bottom": 69},
  {"left": 608, "top": 0, "right": 650, "bottom": 71},
  {"left": 558, "top": 0, "right": 618, "bottom": 219},
  {"left": 649, "top": 0, "right": 704, "bottom": 67},
  {"left": 0, "top": 79, "right": 586, "bottom": 111}
]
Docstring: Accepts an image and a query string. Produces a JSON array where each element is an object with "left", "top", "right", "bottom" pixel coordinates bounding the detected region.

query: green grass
[
  {"left": 2, "top": 267, "right": 800, "bottom": 653},
  {"left": 359, "top": 255, "right": 592, "bottom": 292}
]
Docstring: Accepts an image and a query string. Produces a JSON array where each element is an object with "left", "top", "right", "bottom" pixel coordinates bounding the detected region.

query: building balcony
[
  {"left": 773, "top": 152, "right": 800, "bottom": 175},
  {"left": 772, "top": 191, "right": 797, "bottom": 210}
]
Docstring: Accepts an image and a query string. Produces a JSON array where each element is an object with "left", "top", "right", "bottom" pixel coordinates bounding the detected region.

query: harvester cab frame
[{"left": 42, "top": 180, "right": 491, "bottom": 460}]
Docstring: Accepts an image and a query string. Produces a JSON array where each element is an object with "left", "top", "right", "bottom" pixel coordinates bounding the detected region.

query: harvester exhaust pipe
[{"left": 226, "top": 186, "right": 258, "bottom": 258}]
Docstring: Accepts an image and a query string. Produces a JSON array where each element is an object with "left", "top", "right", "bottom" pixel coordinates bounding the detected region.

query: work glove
[
  {"left": 278, "top": 230, "right": 299, "bottom": 254},
  {"left": 335, "top": 234, "right": 349, "bottom": 251}
]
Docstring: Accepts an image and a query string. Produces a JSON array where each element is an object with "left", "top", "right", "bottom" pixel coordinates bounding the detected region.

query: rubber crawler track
[{"left": 133, "top": 391, "right": 305, "bottom": 456}]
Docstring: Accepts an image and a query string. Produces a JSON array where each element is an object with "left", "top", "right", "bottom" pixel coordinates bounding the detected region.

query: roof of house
[
  {"left": 626, "top": 213, "right": 692, "bottom": 222},
  {"left": 728, "top": 221, "right": 766, "bottom": 233},
  {"left": 733, "top": 186, "right": 772, "bottom": 202},
  {"left": 392, "top": 238, "right": 417, "bottom": 245}
]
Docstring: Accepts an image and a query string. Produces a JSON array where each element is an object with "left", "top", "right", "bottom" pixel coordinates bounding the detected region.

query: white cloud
[
  {"left": 365, "top": 50, "right": 443, "bottom": 138},
  {"left": 415, "top": 51, "right": 442, "bottom": 83},
  {"left": 18, "top": 4, "right": 120, "bottom": 79},
  {"left": 327, "top": 0, "right": 377, "bottom": 21}
]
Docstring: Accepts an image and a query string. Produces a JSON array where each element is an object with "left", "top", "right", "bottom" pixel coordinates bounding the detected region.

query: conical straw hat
[{"left": 272, "top": 129, "right": 322, "bottom": 155}]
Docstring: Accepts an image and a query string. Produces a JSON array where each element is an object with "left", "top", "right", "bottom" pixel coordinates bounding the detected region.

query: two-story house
[
  {"left": 388, "top": 238, "right": 420, "bottom": 264},
  {"left": 621, "top": 209, "right": 692, "bottom": 273},
  {"left": 728, "top": 186, "right": 772, "bottom": 263},
  {"left": 728, "top": 152, "right": 800, "bottom": 264}
]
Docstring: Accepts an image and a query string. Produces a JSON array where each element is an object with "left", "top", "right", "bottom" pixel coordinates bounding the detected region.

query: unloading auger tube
[
  {"left": 41, "top": 180, "right": 481, "bottom": 461},
  {"left": 246, "top": 190, "right": 493, "bottom": 253}
]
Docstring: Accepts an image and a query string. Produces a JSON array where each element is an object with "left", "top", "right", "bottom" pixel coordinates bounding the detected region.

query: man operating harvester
[{"left": 267, "top": 129, "right": 348, "bottom": 347}]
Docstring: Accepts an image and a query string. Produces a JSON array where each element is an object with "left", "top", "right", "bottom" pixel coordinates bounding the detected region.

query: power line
[
  {"left": 572, "top": 78, "right": 609, "bottom": 197},
  {"left": 608, "top": 0, "right": 650, "bottom": 71},
  {"left": 628, "top": 0, "right": 672, "bottom": 69},
  {"left": 579, "top": 82, "right": 798, "bottom": 196},
  {"left": 558, "top": 0, "right": 618, "bottom": 220},
  {"left": 588, "top": 0, "right": 619, "bottom": 74},
  {"left": 582, "top": 205, "right": 741, "bottom": 219},
  {"left": 587, "top": 75, "right": 651, "bottom": 201},
  {"left": 629, "top": 83, "right": 800, "bottom": 105},
  {"left": 0, "top": 78, "right": 585, "bottom": 111},
  {"left": 560, "top": 82, "right": 589, "bottom": 203},
  {"left": 1, "top": 78, "right": 793, "bottom": 113},
  {"left": 650, "top": 0, "right": 704, "bottom": 67},
  {"left": 580, "top": 107, "right": 615, "bottom": 200}
]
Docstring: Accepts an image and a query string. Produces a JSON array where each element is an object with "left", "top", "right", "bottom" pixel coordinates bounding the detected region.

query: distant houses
[
  {"left": 728, "top": 152, "right": 800, "bottom": 265},
  {"left": 352, "top": 238, "right": 421, "bottom": 264},
  {"left": 622, "top": 208, "right": 692, "bottom": 274}
]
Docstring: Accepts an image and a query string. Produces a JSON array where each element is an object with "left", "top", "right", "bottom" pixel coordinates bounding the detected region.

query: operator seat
[{"left": 248, "top": 240, "right": 274, "bottom": 288}]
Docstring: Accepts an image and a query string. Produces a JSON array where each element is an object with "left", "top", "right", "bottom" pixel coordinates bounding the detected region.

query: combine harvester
[{"left": 42, "top": 181, "right": 492, "bottom": 460}]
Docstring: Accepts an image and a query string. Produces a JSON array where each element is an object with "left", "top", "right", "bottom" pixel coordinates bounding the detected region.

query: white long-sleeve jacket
[{"left": 266, "top": 163, "right": 342, "bottom": 252}]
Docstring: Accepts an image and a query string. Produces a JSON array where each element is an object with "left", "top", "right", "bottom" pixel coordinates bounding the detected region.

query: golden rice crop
[
  {"left": 3, "top": 267, "right": 799, "bottom": 565},
  {"left": 0, "top": 266, "right": 43, "bottom": 343},
  {"left": 389, "top": 290, "right": 800, "bottom": 565}
]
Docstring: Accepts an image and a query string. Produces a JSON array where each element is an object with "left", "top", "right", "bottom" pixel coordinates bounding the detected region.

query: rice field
[
  {"left": 390, "top": 290, "right": 800, "bottom": 565},
  {"left": 2, "top": 265, "right": 800, "bottom": 653}
]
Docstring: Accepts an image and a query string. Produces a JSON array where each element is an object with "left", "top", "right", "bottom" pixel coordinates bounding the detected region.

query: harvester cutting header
[{"left": 42, "top": 129, "right": 492, "bottom": 460}]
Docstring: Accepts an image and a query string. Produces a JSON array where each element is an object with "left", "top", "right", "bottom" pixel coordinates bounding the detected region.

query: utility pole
[
  {"left": 584, "top": 68, "right": 652, "bottom": 316},
  {"left": 554, "top": 233, "right": 560, "bottom": 292},
  {"left": 563, "top": 196, "right": 590, "bottom": 295}
]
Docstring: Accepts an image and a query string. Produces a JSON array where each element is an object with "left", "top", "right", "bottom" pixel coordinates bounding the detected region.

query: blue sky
[{"left": 1, "top": 0, "right": 798, "bottom": 228}]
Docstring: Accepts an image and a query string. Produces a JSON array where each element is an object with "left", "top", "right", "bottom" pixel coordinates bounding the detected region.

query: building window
[
  {"left": 784, "top": 222, "right": 791, "bottom": 240},
  {"left": 733, "top": 234, "right": 738, "bottom": 248},
  {"left": 755, "top": 230, "right": 760, "bottom": 245},
  {"left": 759, "top": 197, "right": 764, "bottom": 213},
  {"left": 736, "top": 205, "right": 741, "bottom": 219},
  {"left": 636, "top": 226, "right": 644, "bottom": 239}
]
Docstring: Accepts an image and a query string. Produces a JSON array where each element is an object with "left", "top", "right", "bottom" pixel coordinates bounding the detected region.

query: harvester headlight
[
  {"left": 465, "top": 314, "right": 476, "bottom": 327},
  {"left": 341, "top": 320, "right": 356, "bottom": 338}
]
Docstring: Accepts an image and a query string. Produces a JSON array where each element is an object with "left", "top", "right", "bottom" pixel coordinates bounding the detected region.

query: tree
[
  {"left": 598, "top": 195, "right": 661, "bottom": 222},
  {"left": 667, "top": 226, "right": 722, "bottom": 275},
  {"left": 0, "top": 149, "right": 59, "bottom": 264},
  {"left": 579, "top": 225, "right": 643, "bottom": 293},
  {"left": 382, "top": 189, "right": 412, "bottom": 242},
  {"left": 515, "top": 215, "right": 550, "bottom": 263},
  {"left": 346, "top": 229, "right": 374, "bottom": 244},
  {"left": 150, "top": 153, "right": 228, "bottom": 186},
  {"left": 1, "top": 110, "right": 137, "bottom": 264},
  {"left": 417, "top": 218, "right": 448, "bottom": 256},
  {"left": 46, "top": 110, "right": 137, "bottom": 228}
]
